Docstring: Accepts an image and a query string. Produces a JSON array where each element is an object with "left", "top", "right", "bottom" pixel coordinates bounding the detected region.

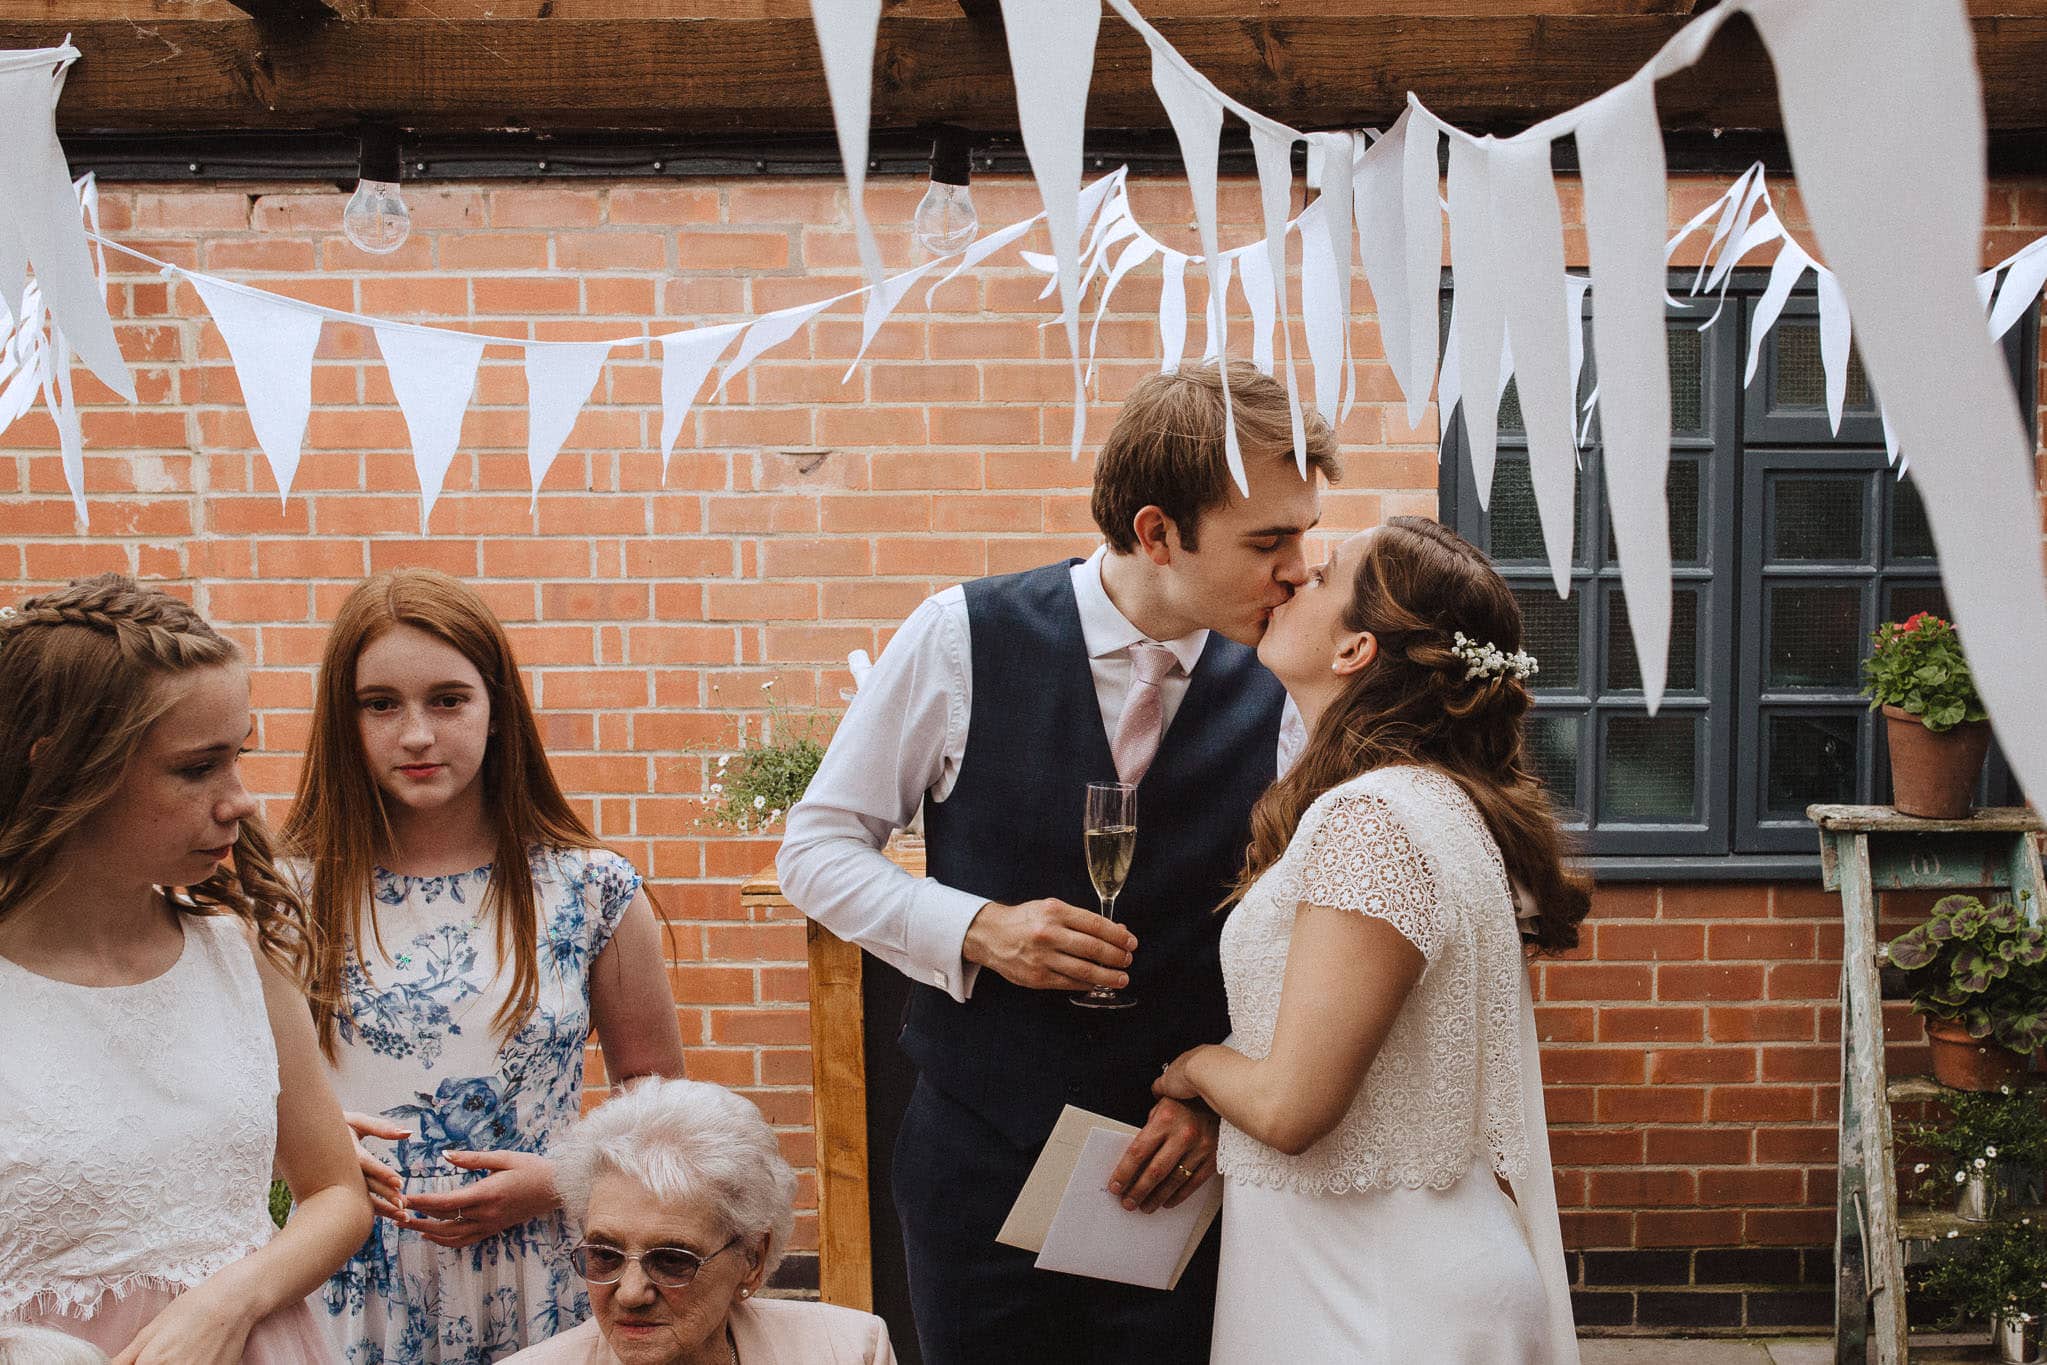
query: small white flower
[
  {"left": 1988, "top": 1146, "right": 2000, "bottom": 1158},
  {"left": 753, "top": 795, "right": 767, "bottom": 809},
  {"left": 709, "top": 783, "right": 723, "bottom": 796},
  {"left": 1958, "top": 1170, "right": 1970, "bottom": 1183},
  {"left": 1915, "top": 1162, "right": 1929, "bottom": 1174},
  {"left": 761, "top": 680, "right": 775, "bottom": 690},
  {"left": 769, "top": 809, "right": 782, "bottom": 822},
  {"left": 1976, "top": 1157, "right": 1990, "bottom": 1170},
  {"left": 1949, "top": 1229, "right": 1961, "bottom": 1238},
  {"left": 717, "top": 757, "right": 729, "bottom": 772}
]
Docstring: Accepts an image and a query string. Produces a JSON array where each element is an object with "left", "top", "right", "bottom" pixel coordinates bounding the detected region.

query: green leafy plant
[
  {"left": 698, "top": 680, "right": 830, "bottom": 836},
  {"left": 1903, "top": 1085, "right": 2047, "bottom": 1201},
  {"left": 1862, "top": 611, "right": 1987, "bottom": 733},
  {"left": 269, "top": 1178, "right": 291, "bottom": 1228},
  {"left": 1885, "top": 893, "right": 2047, "bottom": 1051},
  {"left": 1912, "top": 1213, "right": 2047, "bottom": 1329}
]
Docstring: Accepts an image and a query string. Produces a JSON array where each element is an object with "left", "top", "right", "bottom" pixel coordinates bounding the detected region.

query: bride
[{"left": 1154, "top": 516, "right": 1587, "bottom": 1363}]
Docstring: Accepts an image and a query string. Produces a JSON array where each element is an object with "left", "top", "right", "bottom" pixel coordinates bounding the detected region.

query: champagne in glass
[{"left": 1075, "top": 781, "right": 1138, "bottom": 1010}]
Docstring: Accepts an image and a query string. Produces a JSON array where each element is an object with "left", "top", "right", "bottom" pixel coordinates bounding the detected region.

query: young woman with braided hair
[
  {"left": 0, "top": 574, "right": 370, "bottom": 1361},
  {"left": 1152, "top": 517, "right": 1589, "bottom": 1363}
]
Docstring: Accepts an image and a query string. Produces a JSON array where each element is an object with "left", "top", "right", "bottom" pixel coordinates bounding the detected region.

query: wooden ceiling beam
[
  {"left": 6, "top": 12, "right": 2045, "bottom": 136},
  {"left": 224, "top": 0, "right": 367, "bottom": 24}
]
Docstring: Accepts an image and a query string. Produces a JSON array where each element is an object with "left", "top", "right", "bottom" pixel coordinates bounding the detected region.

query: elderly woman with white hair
[{"left": 507, "top": 1078, "right": 895, "bottom": 1365}]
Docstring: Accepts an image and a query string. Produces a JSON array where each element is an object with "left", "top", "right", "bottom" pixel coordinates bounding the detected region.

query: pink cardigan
[{"left": 504, "top": 1297, "right": 898, "bottom": 1365}]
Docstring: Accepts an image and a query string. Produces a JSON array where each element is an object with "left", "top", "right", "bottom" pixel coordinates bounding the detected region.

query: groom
[{"left": 778, "top": 360, "right": 1339, "bottom": 1364}]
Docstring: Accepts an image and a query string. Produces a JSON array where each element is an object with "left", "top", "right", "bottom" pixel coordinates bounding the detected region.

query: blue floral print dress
[{"left": 315, "top": 845, "right": 642, "bottom": 1364}]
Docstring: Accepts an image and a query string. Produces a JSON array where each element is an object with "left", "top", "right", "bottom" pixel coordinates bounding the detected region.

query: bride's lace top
[
  {"left": 0, "top": 913, "right": 281, "bottom": 1317},
  {"left": 1216, "top": 764, "right": 1531, "bottom": 1195}
]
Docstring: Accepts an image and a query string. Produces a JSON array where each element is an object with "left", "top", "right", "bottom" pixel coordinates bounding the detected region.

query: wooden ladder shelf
[{"left": 1812, "top": 804, "right": 2045, "bottom": 1364}]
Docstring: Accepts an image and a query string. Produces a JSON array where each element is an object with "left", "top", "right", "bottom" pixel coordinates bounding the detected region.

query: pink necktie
[{"left": 1112, "top": 642, "right": 1177, "bottom": 788}]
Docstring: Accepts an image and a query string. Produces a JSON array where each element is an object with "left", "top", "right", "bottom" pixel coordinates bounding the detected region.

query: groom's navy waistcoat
[{"left": 907, "top": 560, "right": 1285, "bottom": 1149}]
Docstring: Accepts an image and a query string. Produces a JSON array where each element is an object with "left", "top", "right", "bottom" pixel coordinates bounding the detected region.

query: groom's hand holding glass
[{"left": 962, "top": 898, "right": 1137, "bottom": 993}]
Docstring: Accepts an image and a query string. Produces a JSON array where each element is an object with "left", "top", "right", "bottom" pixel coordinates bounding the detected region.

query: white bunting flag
[
  {"left": 658, "top": 322, "right": 746, "bottom": 477},
  {"left": 1151, "top": 47, "right": 1241, "bottom": 491},
  {"left": 192, "top": 275, "right": 325, "bottom": 506},
  {"left": 722, "top": 297, "right": 840, "bottom": 396},
  {"left": 1448, "top": 138, "right": 1508, "bottom": 509},
  {"left": 1491, "top": 138, "right": 1579, "bottom": 595},
  {"left": 1357, "top": 113, "right": 1417, "bottom": 430},
  {"left": 375, "top": 323, "right": 487, "bottom": 528},
  {"left": 997, "top": 0, "right": 1101, "bottom": 457},
  {"left": 1747, "top": 0, "right": 2047, "bottom": 809},
  {"left": 0, "top": 48, "right": 133, "bottom": 401},
  {"left": 808, "top": 0, "right": 886, "bottom": 310},
  {"left": 1578, "top": 73, "right": 1674, "bottom": 709},
  {"left": 523, "top": 341, "right": 614, "bottom": 505},
  {"left": 1400, "top": 105, "right": 1445, "bottom": 432}
]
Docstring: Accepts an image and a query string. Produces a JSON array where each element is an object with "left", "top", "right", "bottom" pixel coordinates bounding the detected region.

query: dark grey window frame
[{"left": 1438, "top": 268, "right": 2038, "bottom": 878}]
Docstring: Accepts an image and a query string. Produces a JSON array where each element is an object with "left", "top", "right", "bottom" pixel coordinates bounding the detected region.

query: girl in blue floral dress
[{"left": 283, "top": 569, "right": 685, "bottom": 1364}]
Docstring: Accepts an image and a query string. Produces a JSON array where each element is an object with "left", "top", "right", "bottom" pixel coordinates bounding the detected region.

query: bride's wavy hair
[{"left": 1235, "top": 517, "right": 1591, "bottom": 954}]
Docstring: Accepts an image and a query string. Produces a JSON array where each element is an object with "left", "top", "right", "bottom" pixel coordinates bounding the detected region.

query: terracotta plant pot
[
  {"left": 1884, "top": 706, "right": 1992, "bottom": 820},
  {"left": 1928, "top": 1016, "right": 2028, "bottom": 1091}
]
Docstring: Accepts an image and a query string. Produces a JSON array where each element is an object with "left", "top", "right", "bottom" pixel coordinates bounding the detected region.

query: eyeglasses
[{"left": 570, "top": 1236, "right": 744, "bottom": 1289}]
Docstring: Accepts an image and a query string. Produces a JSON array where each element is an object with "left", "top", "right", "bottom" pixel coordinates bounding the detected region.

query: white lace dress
[
  {"left": 0, "top": 912, "right": 329, "bottom": 1359},
  {"left": 1211, "top": 765, "right": 1578, "bottom": 1364}
]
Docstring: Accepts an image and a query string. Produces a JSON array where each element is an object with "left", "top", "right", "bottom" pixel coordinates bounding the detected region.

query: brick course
[{"left": 4, "top": 170, "right": 2044, "bottom": 1269}]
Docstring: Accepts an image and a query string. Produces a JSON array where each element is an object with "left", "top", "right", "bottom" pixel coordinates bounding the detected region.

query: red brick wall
[{"left": 3, "top": 170, "right": 2043, "bottom": 1259}]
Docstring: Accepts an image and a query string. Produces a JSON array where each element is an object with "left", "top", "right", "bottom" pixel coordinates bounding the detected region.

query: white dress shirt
[{"left": 776, "top": 548, "right": 1302, "bottom": 1003}]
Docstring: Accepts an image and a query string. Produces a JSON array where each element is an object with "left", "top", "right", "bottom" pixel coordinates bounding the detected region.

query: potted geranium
[
  {"left": 1863, "top": 611, "right": 1991, "bottom": 819},
  {"left": 1904, "top": 1085, "right": 2047, "bottom": 1223},
  {"left": 1885, "top": 893, "right": 2047, "bottom": 1090},
  {"left": 1912, "top": 1214, "right": 2047, "bottom": 1363}
]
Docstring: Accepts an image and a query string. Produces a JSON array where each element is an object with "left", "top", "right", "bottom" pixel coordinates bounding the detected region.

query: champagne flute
[{"left": 1074, "top": 781, "right": 1137, "bottom": 1010}]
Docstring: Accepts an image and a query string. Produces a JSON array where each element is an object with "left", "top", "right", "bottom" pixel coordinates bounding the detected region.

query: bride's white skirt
[{"left": 1211, "top": 1160, "right": 1552, "bottom": 1364}]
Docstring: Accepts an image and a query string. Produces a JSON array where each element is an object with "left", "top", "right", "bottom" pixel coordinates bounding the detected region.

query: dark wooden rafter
[
  {"left": 224, "top": 0, "right": 367, "bottom": 26},
  {"left": 6, "top": 8, "right": 2047, "bottom": 138}
]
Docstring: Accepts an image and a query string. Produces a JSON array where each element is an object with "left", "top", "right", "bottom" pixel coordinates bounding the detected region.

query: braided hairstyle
[
  {"left": 1235, "top": 517, "right": 1591, "bottom": 953},
  {"left": 0, "top": 574, "right": 312, "bottom": 979}
]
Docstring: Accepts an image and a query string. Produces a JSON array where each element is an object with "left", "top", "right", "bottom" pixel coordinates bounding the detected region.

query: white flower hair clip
[{"left": 1451, "top": 631, "right": 1538, "bottom": 682}]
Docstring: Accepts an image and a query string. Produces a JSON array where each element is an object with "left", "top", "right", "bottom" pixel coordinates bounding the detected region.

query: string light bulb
[
  {"left": 343, "top": 126, "right": 410, "bottom": 255},
  {"left": 912, "top": 127, "right": 978, "bottom": 257}
]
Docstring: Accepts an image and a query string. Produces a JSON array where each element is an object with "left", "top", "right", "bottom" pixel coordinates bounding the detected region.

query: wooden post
[{"left": 741, "top": 837, "right": 924, "bottom": 1312}]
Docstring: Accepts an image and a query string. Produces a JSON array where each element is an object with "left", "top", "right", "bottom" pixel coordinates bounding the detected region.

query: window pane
[
  {"left": 1884, "top": 582, "right": 1948, "bottom": 628},
  {"left": 1668, "top": 459, "right": 1702, "bottom": 565},
  {"left": 1669, "top": 326, "right": 1704, "bottom": 433},
  {"left": 1603, "top": 714, "right": 1700, "bottom": 821},
  {"left": 1601, "top": 459, "right": 1701, "bottom": 567},
  {"left": 1525, "top": 712, "right": 1581, "bottom": 813},
  {"left": 1488, "top": 459, "right": 1577, "bottom": 563},
  {"left": 1770, "top": 475, "right": 1866, "bottom": 562},
  {"left": 1773, "top": 322, "right": 1872, "bottom": 409},
  {"left": 1514, "top": 586, "right": 1581, "bottom": 693},
  {"left": 1766, "top": 584, "right": 1863, "bottom": 689},
  {"left": 1890, "top": 478, "right": 1936, "bottom": 560},
  {"left": 1765, "top": 712, "right": 1860, "bottom": 814},
  {"left": 1607, "top": 586, "right": 1700, "bottom": 693}
]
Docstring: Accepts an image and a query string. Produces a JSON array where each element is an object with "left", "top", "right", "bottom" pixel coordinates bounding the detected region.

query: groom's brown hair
[{"left": 1092, "top": 360, "right": 1339, "bottom": 553}]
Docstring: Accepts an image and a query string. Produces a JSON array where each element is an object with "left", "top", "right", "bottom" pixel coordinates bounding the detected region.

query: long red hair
[{"left": 282, "top": 569, "right": 603, "bottom": 1057}]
